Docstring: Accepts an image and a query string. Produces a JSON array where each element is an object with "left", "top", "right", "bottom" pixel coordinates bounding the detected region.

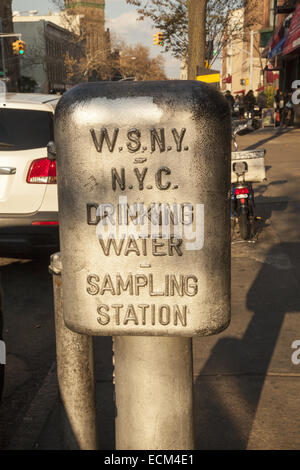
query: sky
[{"left": 12, "top": 0, "right": 181, "bottom": 78}]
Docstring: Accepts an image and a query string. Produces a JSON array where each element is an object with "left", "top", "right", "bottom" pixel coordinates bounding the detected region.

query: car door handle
[{"left": 0, "top": 167, "right": 16, "bottom": 175}]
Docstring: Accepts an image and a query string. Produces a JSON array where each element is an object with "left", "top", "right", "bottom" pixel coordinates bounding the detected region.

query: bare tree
[
  {"left": 119, "top": 43, "right": 167, "bottom": 80},
  {"left": 51, "top": 0, "right": 166, "bottom": 82},
  {"left": 50, "top": 2, "right": 116, "bottom": 81},
  {"left": 125, "top": 0, "right": 188, "bottom": 59},
  {"left": 126, "top": 0, "right": 260, "bottom": 76},
  {"left": 63, "top": 31, "right": 121, "bottom": 83}
]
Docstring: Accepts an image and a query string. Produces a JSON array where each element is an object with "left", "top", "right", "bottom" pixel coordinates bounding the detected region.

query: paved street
[{"left": 0, "top": 126, "right": 300, "bottom": 450}]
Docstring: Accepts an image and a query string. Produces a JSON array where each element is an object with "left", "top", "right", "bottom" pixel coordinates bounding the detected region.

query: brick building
[{"left": 65, "top": 0, "right": 105, "bottom": 56}]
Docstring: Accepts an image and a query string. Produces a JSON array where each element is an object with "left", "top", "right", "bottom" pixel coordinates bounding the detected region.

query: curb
[{"left": 8, "top": 361, "right": 58, "bottom": 450}]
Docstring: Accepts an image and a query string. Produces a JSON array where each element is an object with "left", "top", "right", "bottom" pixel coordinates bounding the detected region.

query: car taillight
[
  {"left": 27, "top": 158, "right": 56, "bottom": 184},
  {"left": 32, "top": 221, "right": 59, "bottom": 226},
  {"left": 234, "top": 187, "right": 249, "bottom": 195}
]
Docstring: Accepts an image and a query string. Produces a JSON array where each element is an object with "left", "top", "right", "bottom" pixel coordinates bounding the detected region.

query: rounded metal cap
[{"left": 49, "top": 252, "right": 62, "bottom": 275}]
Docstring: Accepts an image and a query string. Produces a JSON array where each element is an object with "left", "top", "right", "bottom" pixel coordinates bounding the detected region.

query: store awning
[
  {"left": 268, "top": 36, "right": 286, "bottom": 58},
  {"left": 222, "top": 75, "right": 232, "bottom": 84},
  {"left": 262, "top": 22, "right": 285, "bottom": 58},
  {"left": 283, "top": 4, "right": 300, "bottom": 55}
]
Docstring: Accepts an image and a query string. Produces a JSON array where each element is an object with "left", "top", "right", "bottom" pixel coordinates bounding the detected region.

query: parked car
[{"left": 0, "top": 93, "right": 60, "bottom": 255}]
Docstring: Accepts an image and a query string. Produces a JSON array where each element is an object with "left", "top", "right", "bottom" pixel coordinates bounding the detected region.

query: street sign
[{"left": 55, "top": 81, "right": 231, "bottom": 336}]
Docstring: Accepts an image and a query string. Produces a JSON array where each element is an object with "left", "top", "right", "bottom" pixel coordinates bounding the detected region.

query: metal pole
[
  {"left": 249, "top": 29, "right": 254, "bottom": 91},
  {"left": 114, "top": 336, "right": 194, "bottom": 450},
  {"left": 50, "top": 253, "right": 98, "bottom": 450},
  {"left": 0, "top": 19, "right": 6, "bottom": 79}
]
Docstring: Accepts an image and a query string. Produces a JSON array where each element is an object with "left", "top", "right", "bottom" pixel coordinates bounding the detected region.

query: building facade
[
  {"left": 222, "top": 3, "right": 265, "bottom": 95},
  {"left": 264, "top": 0, "right": 300, "bottom": 92},
  {"left": 223, "top": 0, "right": 290, "bottom": 92},
  {"left": 65, "top": 0, "right": 105, "bottom": 57},
  {"left": 258, "top": 0, "right": 300, "bottom": 125},
  {"left": 0, "top": 0, "right": 19, "bottom": 91},
  {"left": 13, "top": 14, "right": 80, "bottom": 93}
]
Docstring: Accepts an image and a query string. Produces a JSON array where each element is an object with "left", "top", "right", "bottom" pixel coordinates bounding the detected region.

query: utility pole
[
  {"left": 249, "top": 29, "right": 254, "bottom": 90},
  {"left": 187, "top": 0, "right": 208, "bottom": 80},
  {"left": 0, "top": 19, "right": 6, "bottom": 80}
]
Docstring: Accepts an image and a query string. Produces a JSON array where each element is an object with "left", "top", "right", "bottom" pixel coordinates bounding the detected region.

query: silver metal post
[
  {"left": 114, "top": 336, "right": 194, "bottom": 450},
  {"left": 50, "top": 253, "right": 98, "bottom": 450}
]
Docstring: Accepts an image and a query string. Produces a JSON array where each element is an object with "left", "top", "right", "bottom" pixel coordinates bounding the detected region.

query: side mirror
[{"left": 47, "top": 141, "right": 56, "bottom": 161}]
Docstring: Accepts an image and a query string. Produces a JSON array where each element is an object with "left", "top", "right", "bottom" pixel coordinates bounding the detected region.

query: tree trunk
[{"left": 187, "top": 0, "right": 208, "bottom": 80}]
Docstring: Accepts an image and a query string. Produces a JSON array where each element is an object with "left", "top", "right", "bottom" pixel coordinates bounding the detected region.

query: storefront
[
  {"left": 262, "top": 2, "right": 300, "bottom": 125},
  {"left": 263, "top": 3, "right": 300, "bottom": 90},
  {"left": 280, "top": 3, "right": 300, "bottom": 91}
]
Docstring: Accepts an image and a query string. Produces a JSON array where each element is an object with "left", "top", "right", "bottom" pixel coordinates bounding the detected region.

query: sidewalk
[
  {"left": 193, "top": 127, "right": 300, "bottom": 449},
  {"left": 8, "top": 127, "right": 300, "bottom": 450}
]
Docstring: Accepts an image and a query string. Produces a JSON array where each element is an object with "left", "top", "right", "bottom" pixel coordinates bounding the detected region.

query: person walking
[
  {"left": 282, "top": 91, "right": 294, "bottom": 127},
  {"left": 238, "top": 92, "right": 246, "bottom": 120},
  {"left": 244, "top": 90, "right": 256, "bottom": 117},
  {"left": 257, "top": 91, "right": 267, "bottom": 117},
  {"left": 274, "top": 90, "right": 285, "bottom": 127}
]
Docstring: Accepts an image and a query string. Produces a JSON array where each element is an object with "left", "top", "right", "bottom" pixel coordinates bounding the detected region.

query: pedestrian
[
  {"left": 224, "top": 90, "right": 235, "bottom": 110},
  {"left": 274, "top": 89, "right": 285, "bottom": 126},
  {"left": 233, "top": 95, "right": 240, "bottom": 117},
  {"left": 244, "top": 90, "right": 256, "bottom": 117},
  {"left": 282, "top": 91, "right": 294, "bottom": 127},
  {"left": 238, "top": 92, "right": 245, "bottom": 120},
  {"left": 257, "top": 90, "right": 267, "bottom": 117}
]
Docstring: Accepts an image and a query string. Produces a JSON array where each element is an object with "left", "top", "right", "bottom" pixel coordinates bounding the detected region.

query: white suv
[{"left": 0, "top": 93, "right": 60, "bottom": 255}]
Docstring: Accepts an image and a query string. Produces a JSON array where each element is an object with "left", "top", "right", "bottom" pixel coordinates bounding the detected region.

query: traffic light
[
  {"left": 18, "top": 40, "right": 25, "bottom": 55},
  {"left": 12, "top": 40, "right": 19, "bottom": 55},
  {"left": 153, "top": 32, "right": 164, "bottom": 46},
  {"left": 12, "top": 39, "right": 26, "bottom": 56},
  {"left": 240, "top": 78, "right": 249, "bottom": 86}
]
